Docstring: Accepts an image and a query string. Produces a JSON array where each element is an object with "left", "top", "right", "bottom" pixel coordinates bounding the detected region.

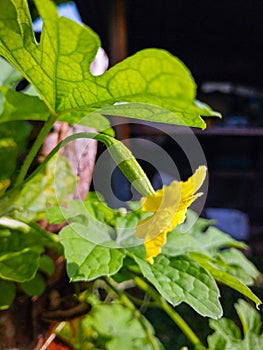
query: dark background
[{"left": 75, "top": 0, "right": 263, "bottom": 89}]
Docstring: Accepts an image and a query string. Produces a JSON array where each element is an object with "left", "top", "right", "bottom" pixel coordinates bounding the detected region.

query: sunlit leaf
[
  {"left": 0, "top": 0, "right": 220, "bottom": 128},
  {"left": 132, "top": 253, "right": 222, "bottom": 319},
  {"left": 59, "top": 223, "right": 125, "bottom": 281}
]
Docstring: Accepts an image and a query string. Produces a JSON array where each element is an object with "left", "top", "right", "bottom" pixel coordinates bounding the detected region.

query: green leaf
[
  {"left": 191, "top": 252, "right": 262, "bottom": 309},
  {"left": 59, "top": 223, "right": 125, "bottom": 281},
  {"left": 0, "top": 56, "right": 22, "bottom": 88},
  {"left": 192, "top": 226, "right": 247, "bottom": 253},
  {"left": 0, "top": 279, "right": 16, "bottom": 310},
  {"left": 0, "top": 86, "right": 49, "bottom": 123},
  {"left": 235, "top": 299, "right": 261, "bottom": 336},
  {"left": 20, "top": 272, "right": 46, "bottom": 296},
  {"left": 0, "top": 247, "right": 41, "bottom": 282},
  {"left": 0, "top": 86, "right": 113, "bottom": 132},
  {"left": 47, "top": 197, "right": 117, "bottom": 227},
  {"left": 207, "top": 332, "right": 227, "bottom": 350},
  {"left": 164, "top": 210, "right": 246, "bottom": 258},
  {"left": 162, "top": 230, "right": 207, "bottom": 257},
  {"left": 0, "top": 121, "right": 31, "bottom": 189},
  {"left": 90, "top": 100, "right": 220, "bottom": 129},
  {"left": 0, "top": 216, "right": 62, "bottom": 251},
  {"left": 209, "top": 318, "right": 242, "bottom": 341},
  {"left": 39, "top": 255, "right": 55, "bottom": 276},
  {"left": 132, "top": 254, "right": 222, "bottom": 319},
  {"left": 13, "top": 154, "right": 77, "bottom": 221},
  {"left": 219, "top": 248, "right": 260, "bottom": 285},
  {"left": 58, "top": 111, "right": 113, "bottom": 135},
  {"left": 0, "top": 219, "right": 60, "bottom": 282},
  {"left": 208, "top": 300, "right": 263, "bottom": 350},
  {"left": 57, "top": 303, "right": 163, "bottom": 350},
  {"left": 0, "top": 0, "right": 220, "bottom": 128}
]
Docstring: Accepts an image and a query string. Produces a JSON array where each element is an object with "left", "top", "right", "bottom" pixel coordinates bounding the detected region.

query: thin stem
[
  {"left": 133, "top": 276, "right": 207, "bottom": 349},
  {"left": 13, "top": 131, "right": 154, "bottom": 196},
  {"left": 14, "top": 113, "right": 57, "bottom": 187},
  {"left": 103, "top": 276, "right": 160, "bottom": 350}
]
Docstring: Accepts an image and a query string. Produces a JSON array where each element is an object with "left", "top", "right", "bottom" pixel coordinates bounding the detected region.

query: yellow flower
[{"left": 136, "top": 166, "right": 207, "bottom": 264}]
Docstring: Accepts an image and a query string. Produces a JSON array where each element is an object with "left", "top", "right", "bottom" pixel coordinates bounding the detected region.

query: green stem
[
  {"left": 133, "top": 276, "right": 207, "bottom": 349},
  {"left": 15, "top": 131, "right": 154, "bottom": 196},
  {"left": 15, "top": 113, "right": 57, "bottom": 187},
  {"left": 103, "top": 277, "right": 160, "bottom": 350}
]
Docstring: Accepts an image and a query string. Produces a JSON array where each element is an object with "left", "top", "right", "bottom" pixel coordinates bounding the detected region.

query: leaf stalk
[{"left": 14, "top": 113, "right": 58, "bottom": 187}]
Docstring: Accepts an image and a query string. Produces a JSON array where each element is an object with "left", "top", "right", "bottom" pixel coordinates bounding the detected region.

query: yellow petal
[
  {"left": 136, "top": 166, "right": 207, "bottom": 263},
  {"left": 140, "top": 188, "right": 164, "bottom": 212},
  {"left": 181, "top": 165, "right": 207, "bottom": 198},
  {"left": 145, "top": 229, "right": 168, "bottom": 264}
]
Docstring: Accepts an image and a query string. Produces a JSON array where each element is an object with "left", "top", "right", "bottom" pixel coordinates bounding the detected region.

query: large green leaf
[
  {"left": 0, "top": 59, "right": 112, "bottom": 132},
  {"left": 0, "top": 0, "right": 220, "bottom": 128},
  {"left": 132, "top": 254, "right": 222, "bottom": 319},
  {"left": 59, "top": 223, "right": 126, "bottom": 281}
]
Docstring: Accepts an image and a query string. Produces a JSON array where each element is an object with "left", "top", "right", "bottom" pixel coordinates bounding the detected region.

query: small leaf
[
  {"left": 208, "top": 300, "right": 263, "bottom": 350},
  {"left": 162, "top": 230, "right": 207, "bottom": 257},
  {"left": 0, "top": 279, "right": 16, "bottom": 310},
  {"left": 59, "top": 111, "right": 113, "bottom": 135},
  {"left": 59, "top": 224, "right": 125, "bottom": 281},
  {"left": 0, "top": 86, "right": 49, "bottom": 123},
  {"left": 209, "top": 318, "right": 242, "bottom": 340},
  {"left": 235, "top": 299, "right": 261, "bottom": 336},
  {"left": 0, "top": 56, "right": 22, "bottom": 88},
  {"left": 0, "top": 121, "right": 31, "bottom": 183},
  {"left": 191, "top": 252, "right": 262, "bottom": 309},
  {"left": 0, "top": 248, "right": 41, "bottom": 282},
  {"left": 20, "top": 272, "right": 46, "bottom": 296},
  {"left": 39, "top": 255, "right": 55, "bottom": 277},
  {"left": 0, "top": 223, "right": 58, "bottom": 282},
  {"left": 13, "top": 155, "right": 77, "bottom": 222},
  {"left": 132, "top": 254, "right": 222, "bottom": 319},
  {"left": 192, "top": 226, "right": 247, "bottom": 252},
  {"left": 219, "top": 248, "right": 260, "bottom": 285}
]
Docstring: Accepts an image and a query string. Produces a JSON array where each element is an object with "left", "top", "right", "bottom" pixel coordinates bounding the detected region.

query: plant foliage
[{"left": 0, "top": 1, "right": 262, "bottom": 349}]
